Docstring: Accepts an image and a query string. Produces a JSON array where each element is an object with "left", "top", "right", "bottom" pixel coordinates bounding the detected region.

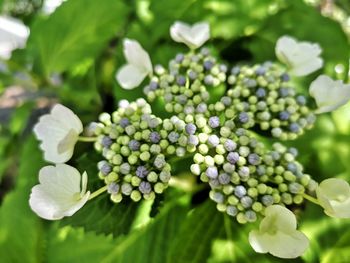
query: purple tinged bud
[
  {"left": 208, "top": 135, "right": 220, "bottom": 147},
  {"left": 204, "top": 75, "right": 214, "bottom": 85},
  {"left": 279, "top": 88, "right": 289, "bottom": 97},
  {"left": 107, "top": 182, "right": 120, "bottom": 194},
  {"left": 188, "top": 71, "right": 197, "bottom": 80},
  {"left": 257, "top": 165, "right": 266, "bottom": 176},
  {"left": 149, "top": 81, "right": 158, "bottom": 91},
  {"left": 227, "top": 206, "right": 238, "bottom": 217},
  {"left": 287, "top": 163, "right": 298, "bottom": 173},
  {"left": 209, "top": 179, "right": 220, "bottom": 189},
  {"left": 98, "top": 161, "right": 111, "bottom": 175},
  {"left": 149, "top": 131, "right": 161, "bottom": 143},
  {"left": 175, "top": 53, "right": 184, "bottom": 63},
  {"left": 128, "top": 140, "right": 140, "bottom": 151},
  {"left": 102, "top": 136, "right": 113, "bottom": 148},
  {"left": 245, "top": 210, "right": 257, "bottom": 222},
  {"left": 262, "top": 195, "right": 274, "bottom": 206},
  {"left": 203, "top": 60, "right": 214, "bottom": 70},
  {"left": 280, "top": 73, "right": 290, "bottom": 82},
  {"left": 248, "top": 153, "right": 260, "bottom": 165},
  {"left": 236, "top": 128, "right": 246, "bottom": 136},
  {"left": 185, "top": 123, "right": 197, "bottom": 135},
  {"left": 177, "top": 94, "right": 187, "bottom": 105},
  {"left": 288, "top": 147, "right": 298, "bottom": 157},
  {"left": 279, "top": 111, "right": 290, "bottom": 120},
  {"left": 289, "top": 123, "right": 300, "bottom": 133},
  {"left": 241, "top": 196, "right": 253, "bottom": 208},
  {"left": 139, "top": 181, "right": 152, "bottom": 194},
  {"left": 218, "top": 173, "right": 231, "bottom": 185},
  {"left": 188, "top": 135, "right": 199, "bottom": 146},
  {"left": 154, "top": 155, "right": 166, "bottom": 169},
  {"left": 206, "top": 166, "right": 218, "bottom": 179},
  {"left": 270, "top": 151, "right": 280, "bottom": 161},
  {"left": 212, "top": 192, "right": 224, "bottom": 203},
  {"left": 136, "top": 166, "right": 149, "bottom": 178},
  {"left": 234, "top": 185, "right": 247, "bottom": 198},
  {"left": 176, "top": 75, "right": 186, "bottom": 86},
  {"left": 238, "top": 112, "right": 249, "bottom": 123},
  {"left": 221, "top": 96, "right": 232, "bottom": 106},
  {"left": 238, "top": 166, "right": 250, "bottom": 179},
  {"left": 196, "top": 103, "right": 207, "bottom": 113},
  {"left": 224, "top": 139, "right": 237, "bottom": 152},
  {"left": 219, "top": 64, "right": 228, "bottom": 73},
  {"left": 255, "top": 67, "right": 266, "bottom": 75},
  {"left": 256, "top": 88, "right": 266, "bottom": 98},
  {"left": 289, "top": 182, "right": 304, "bottom": 194},
  {"left": 120, "top": 118, "right": 130, "bottom": 128},
  {"left": 296, "top": 95, "right": 306, "bottom": 105},
  {"left": 227, "top": 152, "right": 239, "bottom": 164},
  {"left": 208, "top": 116, "right": 220, "bottom": 128},
  {"left": 168, "top": 131, "right": 180, "bottom": 143}
]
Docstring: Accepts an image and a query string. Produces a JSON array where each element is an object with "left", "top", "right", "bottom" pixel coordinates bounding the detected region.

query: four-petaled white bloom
[
  {"left": 275, "top": 35, "right": 323, "bottom": 76},
  {"left": 316, "top": 178, "right": 350, "bottom": 218},
  {"left": 29, "top": 164, "right": 90, "bottom": 220},
  {"left": 249, "top": 205, "right": 309, "bottom": 259},
  {"left": 0, "top": 15, "right": 30, "bottom": 59},
  {"left": 309, "top": 75, "right": 350, "bottom": 114},
  {"left": 116, "top": 39, "right": 153, "bottom": 90},
  {"left": 34, "top": 104, "right": 83, "bottom": 163},
  {"left": 170, "top": 21, "right": 210, "bottom": 49}
]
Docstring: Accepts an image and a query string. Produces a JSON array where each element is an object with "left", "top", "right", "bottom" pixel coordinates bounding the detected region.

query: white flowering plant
[{"left": 1, "top": 0, "right": 350, "bottom": 262}]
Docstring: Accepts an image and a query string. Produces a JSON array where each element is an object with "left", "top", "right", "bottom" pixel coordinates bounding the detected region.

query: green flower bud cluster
[
  {"left": 225, "top": 62, "right": 316, "bottom": 140},
  {"left": 143, "top": 48, "right": 227, "bottom": 119},
  {"left": 91, "top": 99, "right": 173, "bottom": 203},
  {"left": 190, "top": 121, "right": 315, "bottom": 224}
]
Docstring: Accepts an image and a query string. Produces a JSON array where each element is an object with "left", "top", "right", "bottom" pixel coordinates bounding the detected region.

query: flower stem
[
  {"left": 302, "top": 193, "right": 320, "bottom": 205},
  {"left": 78, "top": 136, "right": 97, "bottom": 142},
  {"left": 89, "top": 186, "right": 108, "bottom": 200}
]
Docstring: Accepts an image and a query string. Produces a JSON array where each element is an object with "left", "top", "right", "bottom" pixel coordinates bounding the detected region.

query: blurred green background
[{"left": 0, "top": 0, "right": 350, "bottom": 262}]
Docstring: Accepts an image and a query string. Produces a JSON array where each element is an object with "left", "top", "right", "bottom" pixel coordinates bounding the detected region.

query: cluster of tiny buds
[
  {"left": 224, "top": 62, "right": 316, "bottom": 140},
  {"left": 143, "top": 47, "right": 227, "bottom": 119},
  {"left": 90, "top": 99, "right": 173, "bottom": 203},
  {"left": 190, "top": 124, "right": 316, "bottom": 224}
]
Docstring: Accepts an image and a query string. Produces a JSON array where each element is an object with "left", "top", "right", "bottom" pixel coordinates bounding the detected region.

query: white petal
[
  {"left": 123, "top": 39, "right": 152, "bottom": 74},
  {"left": 275, "top": 35, "right": 323, "bottom": 76},
  {"left": 189, "top": 22, "right": 210, "bottom": 48},
  {"left": 51, "top": 104, "right": 83, "bottom": 134},
  {"left": 0, "top": 16, "right": 29, "bottom": 59},
  {"left": 309, "top": 75, "right": 350, "bottom": 114},
  {"left": 170, "top": 21, "right": 190, "bottom": 43},
  {"left": 29, "top": 164, "right": 90, "bottom": 220},
  {"left": 264, "top": 230, "right": 309, "bottom": 258},
  {"left": 249, "top": 230, "right": 269, "bottom": 254},
  {"left": 33, "top": 104, "right": 82, "bottom": 163},
  {"left": 116, "top": 64, "right": 148, "bottom": 90},
  {"left": 260, "top": 205, "right": 297, "bottom": 232},
  {"left": 170, "top": 21, "right": 210, "bottom": 49},
  {"left": 316, "top": 178, "right": 350, "bottom": 218}
]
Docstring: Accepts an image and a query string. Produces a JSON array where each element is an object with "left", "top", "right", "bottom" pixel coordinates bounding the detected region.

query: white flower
[
  {"left": 309, "top": 75, "right": 350, "bottom": 114},
  {"left": 170, "top": 21, "right": 210, "bottom": 49},
  {"left": 116, "top": 39, "right": 152, "bottom": 90},
  {"left": 33, "top": 104, "right": 83, "bottom": 163},
  {"left": 316, "top": 178, "right": 350, "bottom": 218},
  {"left": 249, "top": 205, "right": 309, "bottom": 259},
  {"left": 275, "top": 36, "right": 323, "bottom": 76},
  {"left": 0, "top": 15, "right": 30, "bottom": 59},
  {"left": 29, "top": 164, "right": 90, "bottom": 220}
]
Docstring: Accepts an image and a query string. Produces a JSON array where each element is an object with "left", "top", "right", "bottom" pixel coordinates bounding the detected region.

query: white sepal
[
  {"left": 249, "top": 205, "right": 309, "bottom": 259},
  {"left": 29, "top": 164, "right": 90, "bottom": 220},
  {"left": 170, "top": 21, "right": 210, "bottom": 49},
  {"left": 309, "top": 75, "right": 350, "bottom": 114},
  {"left": 275, "top": 35, "right": 323, "bottom": 76},
  {"left": 116, "top": 39, "right": 152, "bottom": 90},
  {"left": 316, "top": 178, "right": 350, "bottom": 218},
  {"left": 33, "top": 104, "right": 83, "bottom": 163}
]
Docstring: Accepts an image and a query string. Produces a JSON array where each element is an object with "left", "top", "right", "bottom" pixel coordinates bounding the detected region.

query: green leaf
[
  {"left": 46, "top": 225, "right": 117, "bottom": 263},
  {"left": 168, "top": 200, "right": 224, "bottom": 263},
  {"left": 246, "top": 0, "right": 350, "bottom": 79},
  {"left": 100, "top": 201, "right": 189, "bottom": 263},
  {"left": 27, "top": 0, "right": 129, "bottom": 75},
  {"left": 0, "top": 137, "right": 44, "bottom": 263}
]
